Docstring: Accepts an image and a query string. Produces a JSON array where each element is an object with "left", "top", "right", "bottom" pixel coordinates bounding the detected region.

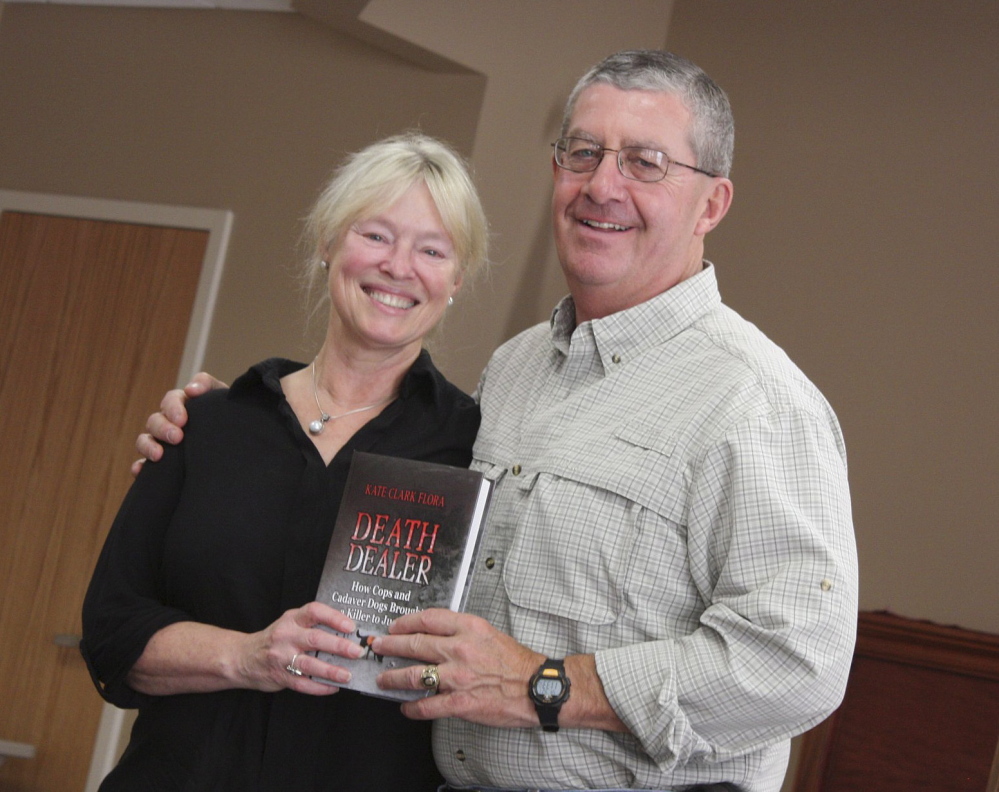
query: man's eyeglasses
[{"left": 551, "top": 137, "right": 718, "bottom": 182}]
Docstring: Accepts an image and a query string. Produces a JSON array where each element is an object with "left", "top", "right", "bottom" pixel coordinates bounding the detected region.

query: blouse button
[
  {"left": 511, "top": 464, "right": 522, "bottom": 476},
  {"left": 484, "top": 557, "right": 496, "bottom": 570},
  {"left": 612, "top": 353, "right": 622, "bottom": 364},
  {"left": 820, "top": 579, "right": 833, "bottom": 592},
  {"left": 455, "top": 749, "right": 466, "bottom": 762}
]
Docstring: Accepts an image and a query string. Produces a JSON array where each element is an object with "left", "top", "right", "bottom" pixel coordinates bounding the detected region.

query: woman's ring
[
  {"left": 286, "top": 653, "right": 304, "bottom": 677},
  {"left": 420, "top": 664, "right": 440, "bottom": 691}
]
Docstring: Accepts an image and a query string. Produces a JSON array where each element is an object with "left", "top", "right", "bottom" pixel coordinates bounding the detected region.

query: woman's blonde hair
[{"left": 302, "top": 132, "right": 488, "bottom": 320}]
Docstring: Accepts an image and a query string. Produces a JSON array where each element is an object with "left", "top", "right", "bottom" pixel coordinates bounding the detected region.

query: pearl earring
[
  {"left": 320, "top": 260, "right": 329, "bottom": 270},
  {"left": 448, "top": 296, "right": 454, "bottom": 306}
]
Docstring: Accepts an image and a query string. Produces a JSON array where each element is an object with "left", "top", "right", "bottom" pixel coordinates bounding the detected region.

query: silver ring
[
  {"left": 420, "top": 664, "right": 440, "bottom": 691},
  {"left": 286, "top": 653, "right": 304, "bottom": 677}
]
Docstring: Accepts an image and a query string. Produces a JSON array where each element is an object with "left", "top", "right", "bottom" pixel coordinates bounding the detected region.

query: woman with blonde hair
[{"left": 82, "top": 132, "right": 488, "bottom": 791}]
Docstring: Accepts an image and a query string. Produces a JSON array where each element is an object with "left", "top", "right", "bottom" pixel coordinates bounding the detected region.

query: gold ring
[{"left": 420, "top": 664, "right": 440, "bottom": 691}]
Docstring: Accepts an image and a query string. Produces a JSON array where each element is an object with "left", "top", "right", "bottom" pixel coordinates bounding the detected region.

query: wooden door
[{"left": 0, "top": 211, "right": 208, "bottom": 791}]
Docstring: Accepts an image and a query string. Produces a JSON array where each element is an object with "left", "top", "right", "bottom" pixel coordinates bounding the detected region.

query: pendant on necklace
[{"left": 309, "top": 414, "right": 330, "bottom": 435}]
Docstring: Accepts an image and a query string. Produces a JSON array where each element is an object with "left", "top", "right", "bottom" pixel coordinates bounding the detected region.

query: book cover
[{"left": 312, "top": 451, "right": 492, "bottom": 700}]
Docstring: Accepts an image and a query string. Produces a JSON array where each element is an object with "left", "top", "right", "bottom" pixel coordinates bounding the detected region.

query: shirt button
[
  {"left": 820, "top": 578, "right": 833, "bottom": 591},
  {"left": 511, "top": 464, "right": 522, "bottom": 476},
  {"left": 484, "top": 557, "right": 496, "bottom": 570},
  {"left": 612, "top": 353, "right": 622, "bottom": 364},
  {"left": 455, "top": 749, "right": 466, "bottom": 762}
]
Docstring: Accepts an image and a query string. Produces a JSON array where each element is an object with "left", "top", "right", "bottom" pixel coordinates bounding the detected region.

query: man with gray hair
[
  {"left": 375, "top": 50, "right": 857, "bottom": 792},
  {"left": 141, "top": 51, "right": 857, "bottom": 792}
]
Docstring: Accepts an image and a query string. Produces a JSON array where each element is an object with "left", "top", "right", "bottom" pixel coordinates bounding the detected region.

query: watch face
[{"left": 535, "top": 677, "right": 564, "bottom": 701}]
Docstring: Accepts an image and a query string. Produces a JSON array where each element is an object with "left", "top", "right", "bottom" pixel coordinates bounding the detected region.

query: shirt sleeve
[
  {"left": 80, "top": 440, "right": 194, "bottom": 708},
  {"left": 594, "top": 408, "right": 858, "bottom": 768}
]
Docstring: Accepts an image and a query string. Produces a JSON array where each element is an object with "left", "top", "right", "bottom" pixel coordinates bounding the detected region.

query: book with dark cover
[{"left": 312, "top": 451, "right": 492, "bottom": 700}]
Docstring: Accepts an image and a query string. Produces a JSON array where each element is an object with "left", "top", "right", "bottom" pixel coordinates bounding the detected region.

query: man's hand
[
  {"left": 374, "top": 609, "right": 629, "bottom": 733},
  {"left": 372, "top": 609, "right": 543, "bottom": 728},
  {"left": 131, "top": 372, "right": 227, "bottom": 476}
]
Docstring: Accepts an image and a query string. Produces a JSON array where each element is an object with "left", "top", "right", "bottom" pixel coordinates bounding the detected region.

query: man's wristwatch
[{"left": 528, "top": 658, "right": 571, "bottom": 732}]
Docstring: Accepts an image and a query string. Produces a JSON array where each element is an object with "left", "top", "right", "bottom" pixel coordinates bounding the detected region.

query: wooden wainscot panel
[{"left": 795, "top": 611, "right": 999, "bottom": 792}]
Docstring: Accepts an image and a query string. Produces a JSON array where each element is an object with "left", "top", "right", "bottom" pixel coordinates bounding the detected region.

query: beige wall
[
  {"left": 665, "top": 0, "right": 999, "bottom": 637},
  {"left": 0, "top": 2, "right": 487, "bottom": 383},
  {"left": 0, "top": 0, "right": 677, "bottom": 386}
]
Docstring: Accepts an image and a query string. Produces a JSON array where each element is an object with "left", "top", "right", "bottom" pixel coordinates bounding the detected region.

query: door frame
[{"left": 0, "top": 189, "right": 232, "bottom": 791}]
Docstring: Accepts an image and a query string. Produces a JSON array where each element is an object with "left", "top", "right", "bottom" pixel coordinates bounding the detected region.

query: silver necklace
[{"left": 308, "top": 360, "right": 392, "bottom": 435}]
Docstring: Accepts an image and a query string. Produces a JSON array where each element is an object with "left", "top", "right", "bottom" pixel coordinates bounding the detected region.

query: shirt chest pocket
[{"left": 502, "top": 421, "right": 689, "bottom": 626}]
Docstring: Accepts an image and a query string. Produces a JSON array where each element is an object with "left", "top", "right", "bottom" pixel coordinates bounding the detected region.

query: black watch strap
[{"left": 536, "top": 700, "right": 560, "bottom": 732}]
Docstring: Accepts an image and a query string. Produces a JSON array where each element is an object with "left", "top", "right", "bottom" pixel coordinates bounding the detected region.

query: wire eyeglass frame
[{"left": 552, "top": 137, "right": 718, "bottom": 181}]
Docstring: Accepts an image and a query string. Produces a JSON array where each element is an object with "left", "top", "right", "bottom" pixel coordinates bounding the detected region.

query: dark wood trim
[
  {"left": 793, "top": 611, "right": 999, "bottom": 791},
  {"left": 855, "top": 611, "right": 999, "bottom": 681}
]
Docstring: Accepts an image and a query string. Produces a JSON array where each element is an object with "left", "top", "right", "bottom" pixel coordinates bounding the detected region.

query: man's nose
[{"left": 581, "top": 152, "right": 627, "bottom": 202}]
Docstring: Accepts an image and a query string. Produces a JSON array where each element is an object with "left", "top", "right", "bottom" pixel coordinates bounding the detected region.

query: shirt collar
[
  {"left": 230, "top": 349, "right": 446, "bottom": 406},
  {"left": 549, "top": 262, "right": 722, "bottom": 368}
]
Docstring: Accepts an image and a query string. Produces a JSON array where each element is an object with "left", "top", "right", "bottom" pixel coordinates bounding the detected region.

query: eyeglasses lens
[{"left": 556, "top": 138, "right": 668, "bottom": 182}]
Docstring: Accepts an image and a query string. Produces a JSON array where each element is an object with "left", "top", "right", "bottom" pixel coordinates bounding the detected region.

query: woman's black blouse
[{"left": 81, "top": 354, "right": 480, "bottom": 792}]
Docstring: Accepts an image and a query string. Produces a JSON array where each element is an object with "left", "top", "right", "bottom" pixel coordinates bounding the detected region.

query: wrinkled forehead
[{"left": 566, "top": 84, "right": 695, "bottom": 155}]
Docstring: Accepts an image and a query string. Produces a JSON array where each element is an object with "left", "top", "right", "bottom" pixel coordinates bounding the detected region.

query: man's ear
[{"left": 695, "top": 178, "right": 734, "bottom": 237}]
